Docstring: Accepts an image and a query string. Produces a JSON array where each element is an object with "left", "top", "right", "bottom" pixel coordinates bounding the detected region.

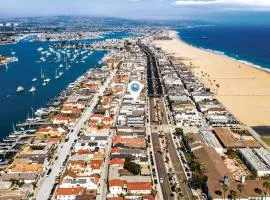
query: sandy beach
[{"left": 154, "top": 31, "right": 270, "bottom": 130}]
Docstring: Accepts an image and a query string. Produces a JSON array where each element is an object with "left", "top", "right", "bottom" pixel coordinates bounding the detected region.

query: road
[
  {"left": 96, "top": 130, "right": 114, "bottom": 200},
  {"left": 35, "top": 69, "right": 117, "bottom": 200},
  {"left": 151, "top": 127, "right": 173, "bottom": 200},
  {"left": 158, "top": 97, "right": 193, "bottom": 199}
]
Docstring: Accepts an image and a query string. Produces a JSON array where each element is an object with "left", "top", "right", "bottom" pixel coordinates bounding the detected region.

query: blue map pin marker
[{"left": 128, "top": 81, "right": 143, "bottom": 101}]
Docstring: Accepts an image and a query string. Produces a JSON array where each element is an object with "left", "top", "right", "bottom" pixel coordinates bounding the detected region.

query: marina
[{"left": 0, "top": 31, "right": 134, "bottom": 147}]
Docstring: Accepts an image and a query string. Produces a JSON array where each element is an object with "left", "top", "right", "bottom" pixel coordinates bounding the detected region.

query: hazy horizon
[{"left": 1, "top": 0, "right": 270, "bottom": 25}]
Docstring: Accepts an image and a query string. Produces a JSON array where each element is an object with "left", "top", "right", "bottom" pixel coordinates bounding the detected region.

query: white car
[{"left": 159, "top": 177, "right": 164, "bottom": 183}]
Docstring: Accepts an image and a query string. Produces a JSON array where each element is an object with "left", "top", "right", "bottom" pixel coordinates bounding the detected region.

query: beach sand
[{"left": 154, "top": 31, "right": 270, "bottom": 129}]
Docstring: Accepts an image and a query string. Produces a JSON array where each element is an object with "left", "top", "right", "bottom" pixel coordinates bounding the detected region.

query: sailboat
[
  {"left": 29, "top": 86, "right": 36, "bottom": 93},
  {"left": 55, "top": 68, "right": 60, "bottom": 79},
  {"left": 43, "top": 72, "right": 51, "bottom": 84},
  {"left": 16, "top": 86, "right": 24, "bottom": 92},
  {"left": 41, "top": 67, "right": 44, "bottom": 79},
  {"left": 37, "top": 47, "right": 43, "bottom": 52},
  {"left": 59, "top": 71, "right": 64, "bottom": 77},
  {"left": 11, "top": 49, "right": 16, "bottom": 56}
]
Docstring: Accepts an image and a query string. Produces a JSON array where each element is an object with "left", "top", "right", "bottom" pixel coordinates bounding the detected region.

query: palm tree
[
  {"left": 254, "top": 187, "right": 263, "bottom": 199},
  {"left": 237, "top": 184, "right": 244, "bottom": 200},
  {"left": 230, "top": 190, "right": 237, "bottom": 200},
  {"left": 215, "top": 190, "right": 223, "bottom": 199},
  {"left": 177, "top": 192, "right": 184, "bottom": 200},
  {"left": 223, "top": 185, "right": 228, "bottom": 200},
  {"left": 263, "top": 181, "right": 270, "bottom": 199}
]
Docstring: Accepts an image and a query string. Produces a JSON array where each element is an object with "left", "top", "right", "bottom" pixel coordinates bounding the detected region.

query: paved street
[
  {"left": 158, "top": 98, "right": 193, "bottom": 199},
  {"left": 36, "top": 69, "right": 117, "bottom": 200},
  {"left": 151, "top": 127, "right": 173, "bottom": 200},
  {"left": 96, "top": 131, "right": 113, "bottom": 200}
]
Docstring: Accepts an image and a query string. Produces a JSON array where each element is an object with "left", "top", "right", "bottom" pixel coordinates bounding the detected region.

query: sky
[{"left": 1, "top": 0, "right": 270, "bottom": 23}]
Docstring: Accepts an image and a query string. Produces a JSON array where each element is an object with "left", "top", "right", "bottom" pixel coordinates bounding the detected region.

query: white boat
[
  {"left": 59, "top": 71, "right": 64, "bottom": 77},
  {"left": 35, "top": 108, "right": 50, "bottom": 117},
  {"left": 37, "top": 47, "right": 43, "bottom": 52},
  {"left": 55, "top": 69, "right": 60, "bottom": 79},
  {"left": 44, "top": 78, "right": 51, "bottom": 83},
  {"left": 32, "top": 77, "right": 38, "bottom": 82},
  {"left": 41, "top": 67, "right": 44, "bottom": 79},
  {"left": 29, "top": 86, "right": 36, "bottom": 93},
  {"left": 40, "top": 57, "right": 46, "bottom": 62},
  {"left": 16, "top": 86, "right": 24, "bottom": 92}
]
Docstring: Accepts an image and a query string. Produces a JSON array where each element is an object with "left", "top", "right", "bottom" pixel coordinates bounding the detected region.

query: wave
[
  {"left": 180, "top": 38, "right": 270, "bottom": 73},
  {"left": 236, "top": 59, "right": 270, "bottom": 73},
  {"left": 203, "top": 47, "right": 270, "bottom": 73},
  {"left": 185, "top": 24, "right": 215, "bottom": 29},
  {"left": 202, "top": 48, "right": 225, "bottom": 56},
  {"left": 202, "top": 46, "right": 270, "bottom": 72}
]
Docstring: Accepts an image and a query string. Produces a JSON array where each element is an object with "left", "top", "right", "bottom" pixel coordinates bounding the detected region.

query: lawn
[{"left": 262, "top": 137, "right": 270, "bottom": 147}]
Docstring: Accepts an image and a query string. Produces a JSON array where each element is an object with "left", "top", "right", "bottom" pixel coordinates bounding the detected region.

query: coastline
[
  {"left": 178, "top": 36, "right": 270, "bottom": 74},
  {"left": 154, "top": 30, "right": 270, "bottom": 129}
]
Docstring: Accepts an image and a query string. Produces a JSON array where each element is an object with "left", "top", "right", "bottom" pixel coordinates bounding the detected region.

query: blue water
[
  {"left": 177, "top": 25, "right": 270, "bottom": 71},
  {"left": 0, "top": 31, "right": 135, "bottom": 140}
]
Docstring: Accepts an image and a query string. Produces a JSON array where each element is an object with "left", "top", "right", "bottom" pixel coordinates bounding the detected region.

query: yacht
[
  {"left": 16, "top": 86, "right": 24, "bottom": 92},
  {"left": 29, "top": 86, "right": 36, "bottom": 93},
  {"left": 35, "top": 108, "right": 50, "bottom": 117},
  {"left": 32, "top": 77, "right": 38, "bottom": 82}
]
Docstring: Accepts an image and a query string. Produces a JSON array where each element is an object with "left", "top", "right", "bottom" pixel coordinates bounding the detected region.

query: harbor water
[{"left": 0, "top": 31, "right": 136, "bottom": 142}]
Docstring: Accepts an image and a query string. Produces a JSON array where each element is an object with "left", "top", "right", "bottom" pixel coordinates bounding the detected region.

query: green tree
[
  {"left": 263, "top": 181, "right": 270, "bottom": 199},
  {"left": 222, "top": 185, "right": 228, "bottom": 200},
  {"left": 230, "top": 190, "right": 237, "bottom": 200},
  {"left": 254, "top": 187, "right": 263, "bottom": 199},
  {"left": 237, "top": 184, "right": 244, "bottom": 200},
  {"left": 124, "top": 158, "right": 141, "bottom": 175},
  {"left": 175, "top": 127, "right": 183, "bottom": 136}
]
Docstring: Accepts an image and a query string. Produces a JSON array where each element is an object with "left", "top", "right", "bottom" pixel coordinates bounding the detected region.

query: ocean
[
  {"left": 177, "top": 25, "right": 270, "bottom": 72},
  {"left": 0, "top": 31, "right": 135, "bottom": 140}
]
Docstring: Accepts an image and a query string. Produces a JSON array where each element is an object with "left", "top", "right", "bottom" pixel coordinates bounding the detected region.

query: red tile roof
[
  {"left": 109, "top": 179, "right": 127, "bottom": 187},
  {"left": 109, "top": 158, "right": 125, "bottom": 166},
  {"left": 107, "top": 198, "right": 124, "bottom": 200},
  {"left": 127, "top": 182, "right": 152, "bottom": 191},
  {"left": 90, "top": 160, "right": 103, "bottom": 169},
  {"left": 78, "top": 149, "right": 91, "bottom": 155},
  {"left": 56, "top": 187, "right": 83, "bottom": 196},
  {"left": 47, "top": 137, "right": 60, "bottom": 143},
  {"left": 113, "top": 136, "right": 145, "bottom": 147},
  {"left": 143, "top": 195, "right": 155, "bottom": 200},
  {"left": 111, "top": 147, "right": 120, "bottom": 154}
]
